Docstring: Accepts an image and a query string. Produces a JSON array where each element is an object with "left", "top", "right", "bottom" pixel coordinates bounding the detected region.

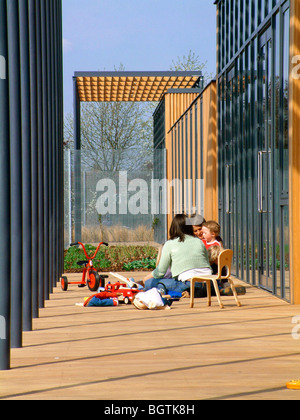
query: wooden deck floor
[{"left": 1, "top": 272, "right": 300, "bottom": 400}]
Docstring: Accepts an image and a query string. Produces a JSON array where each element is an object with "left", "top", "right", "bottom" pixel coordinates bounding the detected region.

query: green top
[{"left": 152, "top": 235, "right": 210, "bottom": 279}]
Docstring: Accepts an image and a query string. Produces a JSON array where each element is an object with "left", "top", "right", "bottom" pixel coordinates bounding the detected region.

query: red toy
[
  {"left": 105, "top": 281, "right": 140, "bottom": 305},
  {"left": 60, "top": 241, "right": 109, "bottom": 292},
  {"left": 83, "top": 291, "right": 120, "bottom": 307}
]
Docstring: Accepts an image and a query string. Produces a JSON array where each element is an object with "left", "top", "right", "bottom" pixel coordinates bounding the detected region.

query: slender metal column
[
  {"left": 0, "top": 0, "right": 11, "bottom": 370},
  {"left": 46, "top": 0, "right": 54, "bottom": 296},
  {"left": 56, "top": 0, "right": 64, "bottom": 286},
  {"left": 49, "top": 0, "right": 56, "bottom": 292},
  {"left": 28, "top": 0, "right": 39, "bottom": 319},
  {"left": 36, "top": 0, "right": 45, "bottom": 309},
  {"left": 19, "top": 0, "right": 33, "bottom": 332},
  {"left": 58, "top": 0, "right": 64, "bottom": 274},
  {"left": 41, "top": 0, "right": 50, "bottom": 302},
  {"left": 0, "top": 0, "right": 63, "bottom": 369},
  {"left": 52, "top": 0, "right": 59, "bottom": 288},
  {"left": 57, "top": 0, "right": 65, "bottom": 276},
  {"left": 49, "top": 0, "right": 55, "bottom": 289},
  {"left": 53, "top": 0, "right": 59, "bottom": 287},
  {"left": 73, "top": 77, "right": 82, "bottom": 242},
  {"left": 7, "top": 0, "right": 23, "bottom": 349}
]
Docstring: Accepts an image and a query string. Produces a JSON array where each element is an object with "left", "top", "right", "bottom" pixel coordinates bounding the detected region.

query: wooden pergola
[
  {"left": 72, "top": 71, "right": 203, "bottom": 242},
  {"left": 73, "top": 71, "right": 202, "bottom": 103}
]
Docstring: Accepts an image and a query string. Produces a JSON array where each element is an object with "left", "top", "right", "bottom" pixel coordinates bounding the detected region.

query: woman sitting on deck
[{"left": 142, "top": 214, "right": 212, "bottom": 296}]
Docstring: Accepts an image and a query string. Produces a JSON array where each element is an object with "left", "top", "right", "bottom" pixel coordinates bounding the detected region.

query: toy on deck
[
  {"left": 83, "top": 291, "right": 120, "bottom": 307},
  {"left": 60, "top": 242, "right": 109, "bottom": 292},
  {"left": 286, "top": 380, "right": 300, "bottom": 390},
  {"left": 76, "top": 273, "right": 143, "bottom": 307},
  {"left": 133, "top": 288, "right": 183, "bottom": 310},
  {"left": 76, "top": 271, "right": 183, "bottom": 309},
  {"left": 104, "top": 273, "right": 143, "bottom": 305}
]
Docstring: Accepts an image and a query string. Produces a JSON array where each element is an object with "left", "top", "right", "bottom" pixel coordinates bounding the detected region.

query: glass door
[
  {"left": 257, "top": 27, "right": 273, "bottom": 292},
  {"left": 225, "top": 66, "right": 236, "bottom": 274}
]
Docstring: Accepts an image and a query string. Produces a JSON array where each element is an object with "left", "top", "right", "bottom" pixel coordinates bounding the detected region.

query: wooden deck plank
[{"left": 1, "top": 273, "right": 300, "bottom": 400}]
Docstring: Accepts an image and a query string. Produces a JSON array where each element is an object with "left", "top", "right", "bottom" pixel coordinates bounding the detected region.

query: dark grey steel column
[
  {"left": 36, "top": 0, "right": 45, "bottom": 309},
  {"left": 29, "top": 0, "right": 39, "bottom": 319},
  {"left": 52, "top": 0, "right": 59, "bottom": 288},
  {"left": 19, "top": 0, "right": 33, "bottom": 332},
  {"left": 48, "top": 0, "right": 55, "bottom": 294},
  {"left": 41, "top": 0, "right": 50, "bottom": 302},
  {"left": 73, "top": 77, "right": 82, "bottom": 242},
  {"left": 57, "top": 0, "right": 64, "bottom": 277},
  {"left": 7, "top": 0, "right": 23, "bottom": 349},
  {"left": 0, "top": 0, "right": 11, "bottom": 370},
  {"left": 53, "top": 0, "right": 59, "bottom": 287}
]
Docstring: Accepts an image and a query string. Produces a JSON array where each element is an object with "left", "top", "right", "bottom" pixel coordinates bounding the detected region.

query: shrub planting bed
[{"left": 64, "top": 244, "right": 158, "bottom": 273}]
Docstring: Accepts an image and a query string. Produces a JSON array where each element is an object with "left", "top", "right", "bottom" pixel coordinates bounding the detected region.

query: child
[
  {"left": 202, "top": 220, "right": 222, "bottom": 250},
  {"left": 208, "top": 245, "right": 223, "bottom": 265},
  {"left": 208, "top": 245, "right": 223, "bottom": 275},
  {"left": 207, "top": 236, "right": 246, "bottom": 296}
]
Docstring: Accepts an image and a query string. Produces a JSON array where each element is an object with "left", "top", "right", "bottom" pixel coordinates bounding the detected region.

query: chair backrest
[
  {"left": 217, "top": 249, "right": 233, "bottom": 279},
  {"left": 156, "top": 245, "right": 163, "bottom": 267}
]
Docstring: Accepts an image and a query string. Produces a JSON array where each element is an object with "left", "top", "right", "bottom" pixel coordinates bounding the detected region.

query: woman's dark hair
[{"left": 169, "top": 214, "right": 194, "bottom": 242}]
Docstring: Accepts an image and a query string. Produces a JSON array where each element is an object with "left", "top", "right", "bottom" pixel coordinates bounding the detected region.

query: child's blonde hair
[
  {"left": 208, "top": 245, "right": 223, "bottom": 263},
  {"left": 203, "top": 220, "right": 221, "bottom": 236}
]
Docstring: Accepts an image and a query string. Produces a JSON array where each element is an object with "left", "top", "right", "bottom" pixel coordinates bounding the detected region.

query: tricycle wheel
[
  {"left": 88, "top": 270, "right": 100, "bottom": 292},
  {"left": 61, "top": 276, "right": 68, "bottom": 291}
]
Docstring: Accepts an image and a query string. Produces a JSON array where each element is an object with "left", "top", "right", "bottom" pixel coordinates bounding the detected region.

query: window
[{"left": 282, "top": 7, "right": 289, "bottom": 193}]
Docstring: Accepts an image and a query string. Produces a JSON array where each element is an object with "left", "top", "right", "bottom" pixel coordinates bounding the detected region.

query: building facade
[
  {"left": 155, "top": 0, "right": 300, "bottom": 304},
  {"left": 158, "top": 82, "right": 218, "bottom": 232},
  {"left": 215, "top": 0, "right": 300, "bottom": 303}
]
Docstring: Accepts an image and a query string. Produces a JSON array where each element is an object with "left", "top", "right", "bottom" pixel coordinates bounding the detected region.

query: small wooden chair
[
  {"left": 156, "top": 245, "right": 163, "bottom": 267},
  {"left": 189, "top": 249, "right": 242, "bottom": 309}
]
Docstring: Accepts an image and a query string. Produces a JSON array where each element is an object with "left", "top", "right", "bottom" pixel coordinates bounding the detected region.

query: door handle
[
  {"left": 225, "top": 164, "right": 232, "bottom": 214},
  {"left": 258, "top": 152, "right": 263, "bottom": 213},
  {"left": 258, "top": 151, "right": 268, "bottom": 213}
]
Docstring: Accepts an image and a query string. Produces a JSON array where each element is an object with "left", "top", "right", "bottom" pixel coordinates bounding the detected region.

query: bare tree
[
  {"left": 170, "top": 49, "right": 215, "bottom": 82},
  {"left": 64, "top": 55, "right": 212, "bottom": 171},
  {"left": 64, "top": 99, "right": 153, "bottom": 172},
  {"left": 79, "top": 100, "right": 152, "bottom": 171}
]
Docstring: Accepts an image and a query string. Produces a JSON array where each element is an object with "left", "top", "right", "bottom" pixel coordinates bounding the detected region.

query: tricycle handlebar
[
  {"left": 70, "top": 242, "right": 108, "bottom": 247},
  {"left": 70, "top": 241, "right": 109, "bottom": 259}
]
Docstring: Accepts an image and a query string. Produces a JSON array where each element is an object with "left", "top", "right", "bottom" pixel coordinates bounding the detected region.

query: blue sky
[{"left": 62, "top": 0, "right": 217, "bottom": 115}]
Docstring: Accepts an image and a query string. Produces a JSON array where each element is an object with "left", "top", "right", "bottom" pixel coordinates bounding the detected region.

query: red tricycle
[{"left": 60, "top": 242, "right": 109, "bottom": 292}]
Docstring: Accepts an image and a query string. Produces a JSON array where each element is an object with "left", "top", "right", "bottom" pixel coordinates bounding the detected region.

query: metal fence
[{"left": 64, "top": 148, "right": 168, "bottom": 247}]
